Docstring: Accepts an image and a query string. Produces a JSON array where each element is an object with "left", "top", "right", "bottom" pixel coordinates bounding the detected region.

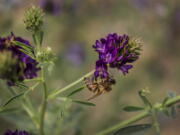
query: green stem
[
  {"left": 96, "top": 95, "right": 180, "bottom": 135},
  {"left": 48, "top": 70, "right": 94, "bottom": 100},
  {"left": 39, "top": 81, "right": 48, "bottom": 135},
  {"left": 39, "top": 68, "right": 48, "bottom": 135},
  {"left": 97, "top": 111, "right": 149, "bottom": 135},
  {"left": 152, "top": 109, "right": 160, "bottom": 135}
]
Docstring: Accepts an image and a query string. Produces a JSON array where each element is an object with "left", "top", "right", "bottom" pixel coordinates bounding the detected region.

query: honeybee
[{"left": 84, "top": 76, "right": 116, "bottom": 100}]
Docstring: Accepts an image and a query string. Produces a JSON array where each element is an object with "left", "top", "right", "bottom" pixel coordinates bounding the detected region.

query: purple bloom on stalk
[
  {"left": 4, "top": 129, "right": 30, "bottom": 135},
  {"left": 94, "top": 60, "right": 109, "bottom": 78},
  {"left": 39, "top": 0, "right": 61, "bottom": 15},
  {"left": 0, "top": 33, "right": 40, "bottom": 85},
  {"left": 93, "top": 33, "right": 141, "bottom": 79}
]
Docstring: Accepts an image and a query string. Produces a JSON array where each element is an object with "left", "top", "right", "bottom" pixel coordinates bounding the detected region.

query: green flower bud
[
  {"left": 24, "top": 6, "right": 44, "bottom": 33},
  {"left": 37, "top": 47, "right": 56, "bottom": 63},
  {"left": 128, "top": 38, "right": 142, "bottom": 55}
]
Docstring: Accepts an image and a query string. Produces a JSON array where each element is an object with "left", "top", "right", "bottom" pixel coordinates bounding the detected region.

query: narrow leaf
[
  {"left": 3, "top": 92, "right": 24, "bottom": 107},
  {"left": 24, "top": 77, "right": 42, "bottom": 82},
  {"left": 73, "top": 100, "right": 95, "bottom": 107},
  {"left": 33, "top": 31, "right": 44, "bottom": 46},
  {"left": 138, "top": 91, "right": 152, "bottom": 108},
  {"left": 38, "top": 31, "right": 44, "bottom": 45},
  {"left": 13, "top": 41, "right": 34, "bottom": 52},
  {"left": 162, "top": 97, "right": 169, "bottom": 106},
  {"left": 113, "top": 124, "right": 152, "bottom": 135},
  {"left": 123, "top": 106, "right": 144, "bottom": 112},
  {"left": 13, "top": 41, "right": 35, "bottom": 58},
  {"left": 0, "top": 107, "right": 20, "bottom": 114},
  {"left": 15, "top": 82, "right": 29, "bottom": 90},
  {"left": 19, "top": 48, "right": 35, "bottom": 58},
  {"left": 68, "top": 87, "right": 84, "bottom": 97},
  {"left": 33, "top": 34, "right": 37, "bottom": 45}
]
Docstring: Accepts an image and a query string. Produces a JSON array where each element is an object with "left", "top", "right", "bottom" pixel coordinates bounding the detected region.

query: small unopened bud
[
  {"left": 24, "top": 6, "right": 44, "bottom": 33},
  {"left": 37, "top": 46, "right": 56, "bottom": 63},
  {"left": 129, "top": 38, "right": 142, "bottom": 55}
]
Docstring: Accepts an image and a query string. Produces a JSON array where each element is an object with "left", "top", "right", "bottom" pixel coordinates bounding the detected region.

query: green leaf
[
  {"left": 38, "top": 31, "right": 44, "bottom": 45},
  {"left": 123, "top": 106, "right": 144, "bottom": 112},
  {"left": 13, "top": 41, "right": 34, "bottom": 52},
  {"left": 15, "top": 82, "right": 29, "bottom": 90},
  {"left": 113, "top": 124, "right": 152, "bottom": 135},
  {"left": 13, "top": 41, "right": 35, "bottom": 58},
  {"left": 33, "top": 31, "right": 44, "bottom": 46},
  {"left": 177, "top": 105, "right": 180, "bottom": 109},
  {"left": 0, "top": 107, "right": 20, "bottom": 114},
  {"left": 138, "top": 91, "right": 152, "bottom": 108},
  {"left": 67, "top": 87, "right": 84, "bottom": 97},
  {"left": 73, "top": 100, "right": 95, "bottom": 107},
  {"left": 2, "top": 92, "right": 24, "bottom": 107},
  {"left": 19, "top": 48, "right": 35, "bottom": 59},
  {"left": 162, "top": 97, "right": 169, "bottom": 106},
  {"left": 24, "top": 77, "right": 42, "bottom": 82}
]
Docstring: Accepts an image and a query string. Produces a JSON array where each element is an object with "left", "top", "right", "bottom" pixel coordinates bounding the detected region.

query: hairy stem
[
  {"left": 96, "top": 95, "right": 180, "bottom": 135},
  {"left": 39, "top": 66, "right": 48, "bottom": 135},
  {"left": 48, "top": 70, "right": 94, "bottom": 100},
  {"left": 152, "top": 109, "right": 160, "bottom": 135}
]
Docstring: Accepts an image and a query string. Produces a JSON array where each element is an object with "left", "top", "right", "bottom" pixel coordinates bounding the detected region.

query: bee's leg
[{"left": 87, "top": 92, "right": 103, "bottom": 101}]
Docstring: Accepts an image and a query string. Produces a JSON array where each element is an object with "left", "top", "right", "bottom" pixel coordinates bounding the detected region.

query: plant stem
[
  {"left": 152, "top": 109, "right": 160, "bottom": 135},
  {"left": 39, "top": 68, "right": 48, "bottom": 135},
  {"left": 48, "top": 70, "right": 94, "bottom": 100},
  {"left": 96, "top": 95, "right": 180, "bottom": 135}
]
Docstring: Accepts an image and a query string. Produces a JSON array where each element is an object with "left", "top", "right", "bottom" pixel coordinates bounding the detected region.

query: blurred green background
[{"left": 0, "top": 0, "right": 180, "bottom": 135}]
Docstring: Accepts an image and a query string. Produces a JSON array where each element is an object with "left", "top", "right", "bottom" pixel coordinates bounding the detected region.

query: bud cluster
[{"left": 24, "top": 6, "right": 44, "bottom": 33}]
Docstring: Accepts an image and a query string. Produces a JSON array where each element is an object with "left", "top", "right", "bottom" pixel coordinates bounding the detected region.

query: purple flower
[
  {"left": 39, "top": 0, "right": 61, "bottom": 15},
  {"left": 0, "top": 33, "right": 40, "bottom": 85},
  {"left": 4, "top": 129, "right": 30, "bottom": 135},
  {"left": 94, "top": 60, "right": 108, "bottom": 78},
  {"left": 93, "top": 33, "right": 141, "bottom": 78}
]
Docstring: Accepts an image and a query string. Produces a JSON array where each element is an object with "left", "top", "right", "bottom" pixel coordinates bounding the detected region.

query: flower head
[
  {"left": 4, "top": 129, "right": 30, "bottom": 135},
  {"left": 24, "top": 6, "right": 44, "bottom": 32},
  {"left": 0, "top": 33, "right": 40, "bottom": 85},
  {"left": 93, "top": 33, "right": 142, "bottom": 78}
]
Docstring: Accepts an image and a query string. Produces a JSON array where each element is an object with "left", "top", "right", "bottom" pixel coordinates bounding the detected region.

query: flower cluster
[
  {"left": 4, "top": 129, "right": 30, "bottom": 135},
  {"left": 0, "top": 33, "right": 40, "bottom": 85},
  {"left": 93, "top": 33, "right": 142, "bottom": 79},
  {"left": 24, "top": 6, "right": 44, "bottom": 32}
]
